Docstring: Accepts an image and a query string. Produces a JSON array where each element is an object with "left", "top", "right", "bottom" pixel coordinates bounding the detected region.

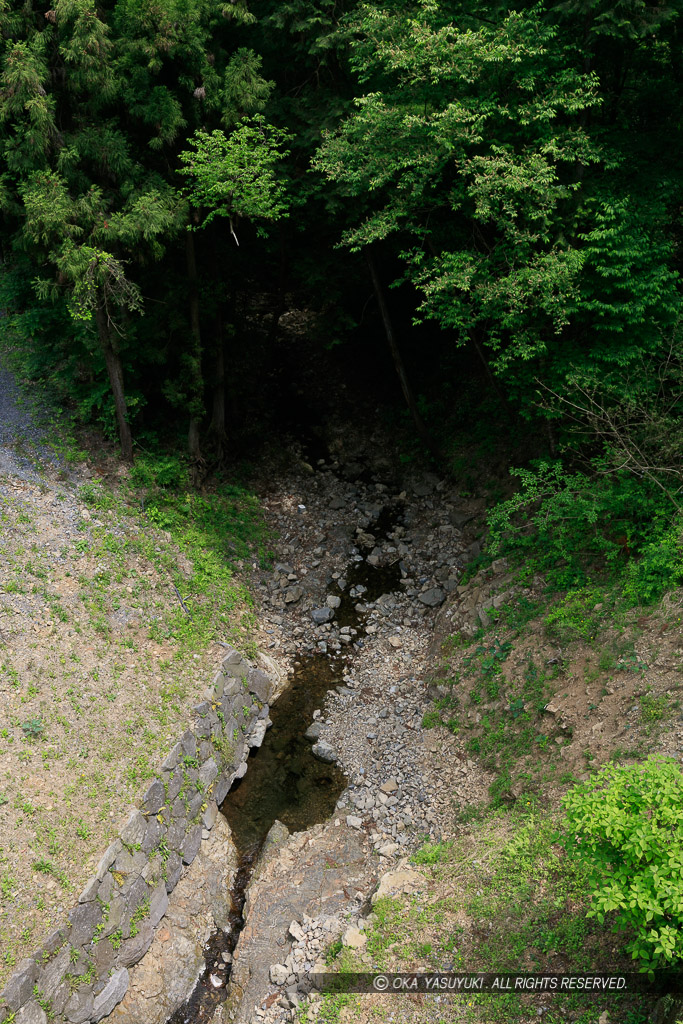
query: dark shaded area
[{"left": 221, "top": 654, "right": 347, "bottom": 852}]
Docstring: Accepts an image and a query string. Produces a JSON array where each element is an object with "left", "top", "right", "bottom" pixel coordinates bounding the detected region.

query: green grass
[
  {"left": 639, "top": 690, "right": 672, "bottom": 722},
  {"left": 330, "top": 812, "right": 655, "bottom": 1023},
  {"left": 77, "top": 466, "right": 273, "bottom": 656}
]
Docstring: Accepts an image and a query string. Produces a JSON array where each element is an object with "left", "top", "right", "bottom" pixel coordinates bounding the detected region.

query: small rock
[
  {"left": 311, "top": 607, "right": 334, "bottom": 625},
  {"left": 378, "top": 842, "right": 400, "bottom": 857},
  {"left": 342, "top": 927, "right": 367, "bottom": 949},
  {"left": 311, "top": 741, "right": 337, "bottom": 764},
  {"left": 270, "top": 964, "right": 289, "bottom": 986},
  {"left": 418, "top": 588, "right": 445, "bottom": 607}
]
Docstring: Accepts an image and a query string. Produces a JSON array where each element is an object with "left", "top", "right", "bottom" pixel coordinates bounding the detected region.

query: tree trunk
[
  {"left": 365, "top": 251, "right": 436, "bottom": 454},
  {"left": 185, "top": 229, "right": 205, "bottom": 475},
  {"left": 188, "top": 416, "right": 201, "bottom": 465},
  {"left": 95, "top": 300, "right": 133, "bottom": 463},
  {"left": 208, "top": 311, "right": 227, "bottom": 455}
]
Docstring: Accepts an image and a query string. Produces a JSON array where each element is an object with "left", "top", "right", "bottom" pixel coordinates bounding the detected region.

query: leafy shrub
[
  {"left": 622, "top": 523, "right": 683, "bottom": 604},
  {"left": 413, "top": 841, "right": 452, "bottom": 865},
  {"left": 21, "top": 718, "right": 44, "bottom": 739},
  {"left": 129, "top": 455, "right": 188, "bottom": 490},
  {"left": 561, "top": 757, "right": 683, "bottom": 968},
  {"left": 488, "top": 459, "right": 683, "bottom": 604},
  {"left": 544, "top": 585, "right": 605, "bottom": 643}
]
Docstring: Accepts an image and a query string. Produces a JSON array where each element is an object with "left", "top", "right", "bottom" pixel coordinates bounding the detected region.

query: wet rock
[
  {"left": 311, "top": 741, "right": 337, "bottom": 764},
  {"left": 311, "top": 607, "right": 334, "bottom": 625},
  {"left": 304, "top": 721, "right": 322, "bottom": 741}
]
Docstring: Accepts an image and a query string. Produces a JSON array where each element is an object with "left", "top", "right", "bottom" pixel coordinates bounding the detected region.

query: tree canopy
[{"left": 0, "top": 0, "right": 681, "bottom": 488}]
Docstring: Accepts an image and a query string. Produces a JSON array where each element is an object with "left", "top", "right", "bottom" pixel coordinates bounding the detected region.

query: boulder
[{"left": 311, "top": 740, "right": 337, "bottom": 763}]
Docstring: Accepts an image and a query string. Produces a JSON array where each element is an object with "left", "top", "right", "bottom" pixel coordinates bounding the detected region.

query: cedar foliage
[{"left": 0, "top": 0, "right": 682, "bottom": 585}]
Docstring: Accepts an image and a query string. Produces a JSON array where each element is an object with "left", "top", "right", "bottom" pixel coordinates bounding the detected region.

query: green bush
[
  {"left": 129, "top": 455, "right": 189, "bottom": 490},
  {"left": 561, "top": 757, "right": 683, "bottom": 969},
  {"left": 622, "top": 523, "right": 683, "bottom": 604},
  {"left": 487, "top": 459, "right": 683, "bottom": 608},
  {"left": 544, "top": 585, "right": 606, "bottom": 643}
]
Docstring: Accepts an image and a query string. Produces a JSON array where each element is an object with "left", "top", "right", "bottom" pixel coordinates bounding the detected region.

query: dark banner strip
[{"left": 308, "top": 972, "right": 683, "bottom": 995}]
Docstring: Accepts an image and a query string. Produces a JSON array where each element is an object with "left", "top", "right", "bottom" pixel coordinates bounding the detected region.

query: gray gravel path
[{"left": 0, "top": 361, "right": 60, "bottom": 481}]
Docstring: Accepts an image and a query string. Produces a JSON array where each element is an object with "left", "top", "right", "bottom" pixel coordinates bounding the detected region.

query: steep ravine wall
[{"left": 0, "top": 648, "right": 279, "bottom": 1024}]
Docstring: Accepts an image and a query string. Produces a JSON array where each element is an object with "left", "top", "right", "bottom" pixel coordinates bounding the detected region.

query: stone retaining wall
[{"left": 0, "top": 648, "right": 276, "bottom": 1024}]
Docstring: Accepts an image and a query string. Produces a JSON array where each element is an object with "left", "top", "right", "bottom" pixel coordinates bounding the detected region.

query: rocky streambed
[{"left": 150, "top": 430, "right": 489, "bottom": 1024}]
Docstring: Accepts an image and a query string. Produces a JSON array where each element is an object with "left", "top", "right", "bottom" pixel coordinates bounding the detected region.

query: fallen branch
[{"left": 172, "top": 581, "right": 193, "bottom": 619}]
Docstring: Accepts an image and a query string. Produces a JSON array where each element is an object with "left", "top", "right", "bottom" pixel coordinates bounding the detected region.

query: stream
[{"left": 166, "top": 516, "right": 402, "bottom": 1024}]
